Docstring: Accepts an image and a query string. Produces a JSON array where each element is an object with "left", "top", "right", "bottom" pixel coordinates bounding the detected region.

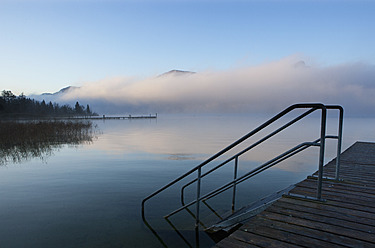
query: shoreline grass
[{"left": 0, "top": 120, "right": 96, "bottom": 165}]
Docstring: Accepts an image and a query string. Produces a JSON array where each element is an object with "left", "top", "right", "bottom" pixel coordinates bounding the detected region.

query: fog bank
[{"left": 55, "top": 56, "right": 375, "bottom": 116}]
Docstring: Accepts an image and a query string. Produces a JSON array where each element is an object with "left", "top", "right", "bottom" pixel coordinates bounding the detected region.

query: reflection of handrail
[
  {"left": 142, "top": 218, "right": 168, "bottom": 248},
  {"left": 164, "top": 218, "right": 194, "bottom": 248},
  {"left": 142, "top": 103, "right": 343, "bottom": 231}
]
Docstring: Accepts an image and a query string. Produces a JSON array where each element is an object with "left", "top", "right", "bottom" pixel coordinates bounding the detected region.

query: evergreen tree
[
  {"left": 86, "top": 104, "right": 92, "bottom": 115},
  {"left": 75, "top": 101, "right": 84, "bottom": 115}
]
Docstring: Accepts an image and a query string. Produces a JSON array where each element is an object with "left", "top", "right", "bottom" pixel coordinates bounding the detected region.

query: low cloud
[{"left": 61, "top": 55, "right": 375, "bottom": 116}]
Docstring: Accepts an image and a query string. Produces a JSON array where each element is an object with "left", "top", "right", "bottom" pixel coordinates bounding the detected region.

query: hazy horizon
[{"left": 28, "top": 56, "right": 375, "bottom": 117}]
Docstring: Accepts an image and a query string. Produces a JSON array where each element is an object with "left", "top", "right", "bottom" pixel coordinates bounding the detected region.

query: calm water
[{"left": 0, "top": 113, "right": 374, "bottom": 247}]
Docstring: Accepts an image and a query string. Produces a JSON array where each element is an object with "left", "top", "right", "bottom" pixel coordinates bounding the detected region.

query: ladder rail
[{"left": 141, "top": 103, "right": 343, "bottom": 224}]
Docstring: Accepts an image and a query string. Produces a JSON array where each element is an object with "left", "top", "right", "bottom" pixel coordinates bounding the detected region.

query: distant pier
[
  {"left": 215, "top": 141, "right": 375, "bottom": 247},
  {"left": 67, "top": 114, "right": 157, "bottom": 120}
]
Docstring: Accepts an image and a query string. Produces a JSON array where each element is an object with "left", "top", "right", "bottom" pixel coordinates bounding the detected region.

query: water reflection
[
  {"left": 0, "top": 120, "right": 96, "bottom": 165},
  {"left": 90, "top": 115, "right": 338, "bottom": 173},
  {"left": 1, "top": 115, "right": 374, "bottom": 247},
  {"left": 91, "top": 115, "right": 375, "bottom": 173},
  {"left": 167, "top": 153, "right": 196, "bottom": 160}
]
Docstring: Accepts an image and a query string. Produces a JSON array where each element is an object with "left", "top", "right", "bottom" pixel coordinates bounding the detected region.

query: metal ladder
[{"left": 142, "top": 103, "right": 343, "bottom": 231}]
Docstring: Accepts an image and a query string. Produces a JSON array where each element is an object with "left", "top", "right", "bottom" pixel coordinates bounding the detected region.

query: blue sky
[{"left": 1, "top": 0, "right": 374, "bottom": 96}]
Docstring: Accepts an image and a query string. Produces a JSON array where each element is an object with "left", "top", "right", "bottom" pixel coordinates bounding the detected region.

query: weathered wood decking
[{"left": 215, "top": 141, "right": 375, "bottom": 247}]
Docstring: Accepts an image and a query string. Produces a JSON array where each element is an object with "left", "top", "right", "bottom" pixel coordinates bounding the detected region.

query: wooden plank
[
  {"left": 290, "top": 190, "right": 375, "bottom": 210},
  {"left": 299, "top": 178, "right": 375, "bottom": 194},
  {"left": 242, "top": 216, "right": 367, "bottom": 248},
  {"left": 321, "top": 169, "right": 375, "bottom": 177},
  {"left": 214, "top": 237, "right": 258, "bottom": 248},
  {"left": 323, "top": 164, "right": 375, "bottom": 171},
  {"left": 258, "top": 211, "right": 375, "bottom": 244},
  {"left": 289, "top": 187, "right": 375, "bottom": 209},
  {"left": 294, "top": 181, "right": 375, "bottom": 200},
  {"left": 230, "top": 230, "right": 303, "bottom": 248},
  {"left": 277, "top": 197, "right": 375, "bottom": 224},
  {"left": 323, "top": 164, "right": 375, "bottom": 172},
  {"left": 240, "top": 221, "right": 341, "bottom": 248},
  {"left": 285, "top": 194, "right": 375, "bottom": 215},
  {"left": 321, "top": 177, "right": 375, "bottom": 186},
  {"left": 265, "top": 203, "right": 375, "bottom": 234}
]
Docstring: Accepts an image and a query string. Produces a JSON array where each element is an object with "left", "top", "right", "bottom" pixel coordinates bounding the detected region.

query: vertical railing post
[
  {"left": 335, "top": 107, "right": 344, "bottom": 180},
  {"left": 317, "top": 107, "right": 327, "bottom": 199},
  {"left": 195, "top": 167, "right": 201, "bottom": 248},
  {"left": 232, "top": 156, "right": 239, "bottom": 212},
  {"left": 195, "top": 167, "right": 202, "bottom": 229}
]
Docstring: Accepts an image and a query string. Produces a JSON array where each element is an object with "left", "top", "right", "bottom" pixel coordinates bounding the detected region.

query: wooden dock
[{"left": 214, "top": 141, "right": 375, "bottom": 247}]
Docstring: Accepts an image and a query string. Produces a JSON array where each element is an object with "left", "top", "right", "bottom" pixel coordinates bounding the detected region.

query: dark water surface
[{"left": 0, "top": 114, "right": 374, "bottom": 247}]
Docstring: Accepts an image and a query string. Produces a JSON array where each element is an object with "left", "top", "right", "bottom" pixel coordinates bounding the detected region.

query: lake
[{"left": 0, "top": 113, "right": 374, "bottom": 247}]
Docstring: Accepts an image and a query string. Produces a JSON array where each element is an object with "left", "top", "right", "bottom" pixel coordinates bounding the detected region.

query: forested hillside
[{"left": 0, "top": 90, "right": 97, "bottom": 118}]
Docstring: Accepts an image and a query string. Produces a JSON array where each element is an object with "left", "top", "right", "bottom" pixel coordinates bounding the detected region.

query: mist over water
[{"left": 43, "top": 56, "right": 375, "bottom": 117}]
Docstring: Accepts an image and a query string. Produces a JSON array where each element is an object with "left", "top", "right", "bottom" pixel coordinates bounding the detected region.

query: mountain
[
  {"left": 28, "top": 86, "right": 80, "bottom": 110},
  {"left": 293, "top": 60, "right": 307, "bottom": 68},
  {"left": 158, "top": 70, "right": 195, "bottom": 77},
  {"left": 41, "top": 86, "right": 80, "bottom": 96}
]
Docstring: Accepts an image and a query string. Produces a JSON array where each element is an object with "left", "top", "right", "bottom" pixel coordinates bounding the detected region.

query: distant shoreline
[{"left": 0, "top": 114, "right": 157, "bottom": 121}]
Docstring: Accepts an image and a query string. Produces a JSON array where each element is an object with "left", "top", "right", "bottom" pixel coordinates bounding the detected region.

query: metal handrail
[
  {"left": 141, "top": 103, "right": 343, "bottom": 228},
  {"left": 180, "top": 107, "right": 317, "bottom": 206},
  {"left": 179, "top": 106, "right": 343, "bottom": 206}
]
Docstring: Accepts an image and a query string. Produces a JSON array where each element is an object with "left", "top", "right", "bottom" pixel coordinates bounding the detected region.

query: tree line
[{"left": 0, "top": 90, "right": 98, "bottom": 118}]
